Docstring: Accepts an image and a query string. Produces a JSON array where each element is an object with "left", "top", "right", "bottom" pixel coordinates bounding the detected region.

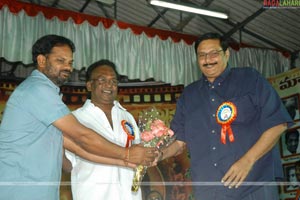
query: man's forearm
[
  {"left": 54, "top": 114, "right": 125, "bottom": 159},
  {"left": 161, "top": 140, "right": 186, "bottom": 160},
  {"left": 68, "top": 128, "right": 125, "bottom": 159},
  {"left": 64, "top": 136, "right": 136, "bottom": 168},
  {"left": 242, "top": 123, "right": 287, "bottom": 165},
  {"left": 221, "top": 123, "right": 288, "bottom": 188},
  {"left": 54, "top": 114, "right": 157, "bottom": 165}
]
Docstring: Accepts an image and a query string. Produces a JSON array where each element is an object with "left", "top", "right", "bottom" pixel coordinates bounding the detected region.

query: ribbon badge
[
  {"left": 216, "top": 102, "right": 237, "bottom": 144},
  {"left": 121, "top": 120, "right": 135, "bottom": 147}
]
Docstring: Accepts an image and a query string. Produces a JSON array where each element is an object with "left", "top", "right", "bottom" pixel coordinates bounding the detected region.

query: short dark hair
[
  {"left": 32, "top": 34, "right": 75, "bottom": 65},
  {"left": 194, "top": 32, "right": 229, "bottom": 54},
  {"left": 86, "top": 59, "right": 119, "bottom": 82},
  {"left": 285, "top": 129, "right": 300, "bottom": 141}
]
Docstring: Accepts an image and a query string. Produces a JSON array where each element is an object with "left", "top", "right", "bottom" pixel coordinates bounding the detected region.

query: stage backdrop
[
  {"left": 268, "top": 67, "right": 300, "bottom": 200},
  {"left": 0, "top": 79, "right": 192, "bottom": 200}
]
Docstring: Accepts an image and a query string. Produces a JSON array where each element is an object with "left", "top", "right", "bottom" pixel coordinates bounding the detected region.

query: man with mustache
[
  {"left": 161, "top": 32, "right": 293, "bottom": 199},
  {"left": 0, "top": 35, "right": 156, "bottom": 200}
]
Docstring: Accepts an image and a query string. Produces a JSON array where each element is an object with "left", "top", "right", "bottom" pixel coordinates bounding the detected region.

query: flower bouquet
[{"left": 131, "top": 107, "right": 176, "bottom": 192}]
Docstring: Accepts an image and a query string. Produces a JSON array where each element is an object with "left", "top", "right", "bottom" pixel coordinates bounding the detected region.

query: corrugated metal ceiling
[{"left": 17, "top": 0, "right": 300, "bottom": 55}]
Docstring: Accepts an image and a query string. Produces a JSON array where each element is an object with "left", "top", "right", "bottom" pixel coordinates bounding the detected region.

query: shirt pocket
[{"left": 228, "top": 94, "right": 258, "bottom": 124}]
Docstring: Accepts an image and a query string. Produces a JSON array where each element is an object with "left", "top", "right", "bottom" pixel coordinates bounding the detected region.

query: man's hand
[
  {"left": 151, "top": 149, "right": 164, "bottom": 166},
  {"left": 62, "top": 148, "right": 72, "bottom": 173},
  {"left": 127, "top": 144, "right": 158, "bottom": 166},
  {"left": 221, "top": 156, "right": 254, "bottom": 189},
  {"left": 221, "top": 123, "right": 287, "bottom": 189}
]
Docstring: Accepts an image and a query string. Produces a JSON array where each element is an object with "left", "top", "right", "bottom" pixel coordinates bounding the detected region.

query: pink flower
[
  {"left": 167, "top": 129, "right": 174, "bottom": 136},
  {"left": 151, "top": 120, "right": 166, "bottom": 130},
  {"left": 152, "top": 129, "right": 165, "bottom": 137},
  {"left": 140, "top": 118, "right": 175, "bottom": 148},
  {"left": 150, "top": 125, "right": 160, "bottom": 132},
  {"left": 141, "top": 131, "right": 155, "bottom": 142},
  {"left": 151, "top": 119, "right": 166, "bottom": 128}
]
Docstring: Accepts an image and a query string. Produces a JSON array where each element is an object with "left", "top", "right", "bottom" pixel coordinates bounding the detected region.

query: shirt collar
[
  {"left": 32, "top": 69, "right": 61, "bottom": 94},
  {"left": 113, "top": 100, "right": 127, "bottom": 111},
  {"left": 201, "top": 65, "right": 231, "bottom": 86},
  {"left": 85, "top": 99, "right": 126, "bottom": 111}
]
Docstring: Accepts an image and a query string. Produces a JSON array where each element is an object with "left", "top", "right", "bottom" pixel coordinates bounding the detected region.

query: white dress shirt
[{"left": 66, "top": 99, "right": 142, "bottom": 200}]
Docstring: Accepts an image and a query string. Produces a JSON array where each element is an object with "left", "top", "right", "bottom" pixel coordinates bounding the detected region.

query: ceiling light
[
  {"left": 150, "top": 0, "right": 228, "bottom": 19},
  {"left": 95, "top": 0, "right": 115, "bottom": 5}
]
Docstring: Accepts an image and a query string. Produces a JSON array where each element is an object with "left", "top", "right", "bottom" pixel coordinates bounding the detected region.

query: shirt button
[
  {"left": 211, "top": 130, "right": 215, "bottom": 134},
  {"left": 212, "top": 114, "right": 215, "bottom": 117},
  {"left": 214, "top": 163, "right": 217, "bottom": 167},
  {"left": 211, "top": 86, "right": 215, "bottom": 89},
  {"left": 212, "top": 147, "right": 216, "bottom": 150},
  {"left": 211, "top": 98, "right": 215, "bottom": 102},
  {"left": 218, "top": 83, "right": 221, "bottom": 86}
]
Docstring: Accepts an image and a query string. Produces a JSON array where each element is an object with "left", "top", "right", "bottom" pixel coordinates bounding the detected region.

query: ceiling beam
[
  {"left": 149, "top": 3, "right": 177, "bottom": 31},
  {"left": 174, "top": 0, "right": 215, "bottom": 31},
  {"left": 96, "top": 2, "right": 111, "bottom": 18},
  {"left": 147, "top": 8, "right": 169, "bottom": 27},
  {"left": 114, "top": 0, "right": 117, "bottom": 19},
  {"left": 200, "top": 16, "right": 240, "bottom": 45},
  {"left": 29, "top": 0, "right": 41, "bottom": 4},
  {"left": 79, "top": 0, "right": 92, "bottom": 13},
  {"left": 146, "top": 0, "right": 170, "bottom": 28},
  {"left": 241, "top": 27, "right": 291, "bottom": 52},
  {"left": 51, "top": 0, "right": 60, "bottom": 7},
  {"left": 201, "top": 17, "right": 226, "bottom": 35},
  {"left": 200, "top": 13, "right": 290, "bottom": 53},
  {"left": 224, "top": 18, "right": 290, "bottom": 52},
  {"left": 223, "top": 7, "right": 265, "bottom": 39},
  {"left": 175, "top": 14, "right": 194, "bottom": 32}
]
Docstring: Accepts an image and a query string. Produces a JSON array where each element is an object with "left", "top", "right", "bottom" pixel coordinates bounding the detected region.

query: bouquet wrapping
[{"left": 131, "top": 107, "right": 176, "bottom": 192}]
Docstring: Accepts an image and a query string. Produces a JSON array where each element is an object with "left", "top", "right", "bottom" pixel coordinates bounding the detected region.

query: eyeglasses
[
  {"left": 197, "top": 49, "right": 223, "bottom": 60},
  {"left": 91, "top": 77, "right": 119, "bottom": 86}
]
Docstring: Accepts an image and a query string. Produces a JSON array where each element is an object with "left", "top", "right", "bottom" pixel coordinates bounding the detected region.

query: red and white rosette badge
[
  {"left": 121, "top": 120, "right": 135, "bottom": 147},
  {"left": 216, "top": 102, "right": 237, "bottom": 144}
]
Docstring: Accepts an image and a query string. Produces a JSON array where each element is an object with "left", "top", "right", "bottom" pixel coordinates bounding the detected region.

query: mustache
[
  {"left": 203, "top": 62, "right": 217, "bottom": 68},
  {"left": 61, "top": 69, "right": 72, "bottom": 75}
]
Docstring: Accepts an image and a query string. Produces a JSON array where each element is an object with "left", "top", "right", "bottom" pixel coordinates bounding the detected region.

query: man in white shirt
[{"left": 66, "top": 59, "right": 142, "bottom": 200}]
